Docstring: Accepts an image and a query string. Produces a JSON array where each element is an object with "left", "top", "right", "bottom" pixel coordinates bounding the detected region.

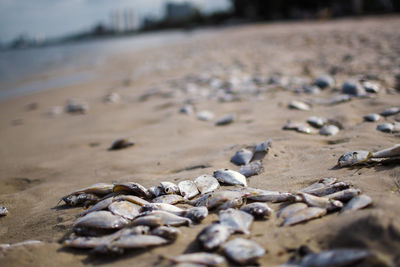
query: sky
[{"left": 0, "top": 0, "right": 231, "bottom": 43}]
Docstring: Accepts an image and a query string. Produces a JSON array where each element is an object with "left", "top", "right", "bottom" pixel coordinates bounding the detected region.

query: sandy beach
[{"left": 1, "top": 16, "right": 400, "bottom": 266}]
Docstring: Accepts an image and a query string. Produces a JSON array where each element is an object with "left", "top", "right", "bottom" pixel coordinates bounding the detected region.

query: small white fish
[
  {"left": 223, "top": 238, "right": 265, "bottom": 265},
  {"left": 213, "top": 169, "right": 247, "bottom": 187},
  {"left": 178, "top": 180, "right": 199, "bottom": 199},
  {"left": 219, "top": 208, "right": 253, "bottom": 234},
  {"left": 194, "top": 174, "right": 220, "bottom": 194},
  {"left": 161, "top": 182, "right": 180, "bottom": 195}
]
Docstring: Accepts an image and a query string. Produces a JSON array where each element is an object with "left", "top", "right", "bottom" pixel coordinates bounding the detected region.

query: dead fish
[
  {"left": 113, "top": 182, "right": 151, "bottom": 199},
  {"left": 342, "top": 80, "right": 366, "bottom": 96},
  {"left": 363, "top": 113, "right": 381, "bottom": 122},
  {"left": 323, "top": 188, "right": 361, "bottom": 202},
  {"left": 223, "top": 238, "right": 265, "bottom": 265},
  {"left": 283, "top": 122, "right": 315, "bottom": 134},
  {"left": 300, "top": 248, "right": 375, "bottom": 267},
  {"left": 337, "top": 151, "right": 372, "bottom": 167},
  {"left": 289, "top": 100, "right": 311, "bottom": 111},
  {"left": 319, "top": 125, "right": 339, "bottom": 136},
  {"left": 278, "top": 203, "right": 308, "bottom": 224},
  {"left": 183, "top": 206, "right": 208, "bottom": 223},
  {"left": 213, "top": 169, "right": 247, "bottom": 187},
  {"left": 141, "top": 203, "right": 185, "bottom": 215},
  {"left": 194, "top": 175, "right": 220, "bottom": 194},
  {"left": 283, "top": 207, "right": 327, "bottom": 226},
  {"left": 111, "top": 234, "right": 168, "bottom": 250},
  {"left": 167, "top": 252, "right": 226, "bottom": 266},
  {"left": 178, "top": 180, "right": 199, "bottom": 199},
  {"left": 130, "top": 215, "right": 163, "bottom": 228},
  {"left": 104, "top": 92, "right": 120, "bottom": 104},
  {"left": 180, "top": 104, "right": 194, "bottom": 115},
  {"left": 206, "top": 191, "right": 245, "bottom": 210},
  {"left": 380, "top": 107, "right": 400, "bottom": 117},
  {"left": 149, "top": 185, "right": 164, "bottom": 198},
  {"left": 325, "top": 94, "right": 352, "bottom": 105},
  {"left": 61, "top": 193, "right": 99, "bottom": 207},
  {"left": 341, "top": 194, "right": 372, "bottom": 213},
  {"left": 242, "top": 187, "right": 296, "bottom": 203},
  {"left": 362, "top": 81, "right": 379, "bottom": 93},
  {"left": 314, "top": 74, "right": 334, "bottom": 89},
  {"left": 0, "top": 206, "right": 8, "bottom": 216},
  {"left": 299, "top": 178, "right": 338, "bottom": 194},
  {"left": 217, "top": 197, "right": 245, "bottom": 211},
  {"left": 65, "top": 183, "right": 114, "bottom": 197},
  {"left": 219, "top": 208, "right": 253, "bottom": 234},
  {"left": 0, "top": 240, "right": 43, "bottom": 251},
  {"left": 80, "top": 197, "right": 114, "bottom": 216},
  {"left": 377, "top": 123, "right": 395, "bottom": 133},
  {"left": 239, "top": 161, "right": 264, "bottom": 177},
  {"left": 66, "top": 99, "right": 89, "bottom": 114},
  {"left": 74, "top": 211, "right": 129, "bottom": 230},
  {"left": 307, "top": 116, "right": 327, "bottom": 128},
  {"left": 240, "top": 202, "right": 272, "bottom": 219},
  {"left": 114, "top": 195, "right": 150, "bottom": 206},
  {"left": 197, "top": 224, "right": 233, "bottom": 250},
  {"left": 161, "top": 181, "right": 180, "bottom": 195},
  {"left": 197, "top": 110, "right": 215, "bottom": 121},
  {"left": 371, "top": 144, "right": 400, "bottom": 158},
  {"left": 108, "top": 201, "right": 141, "bottom": 220},
  {"left": 109, "top": 138, "right": 134, "bottom": 150},
  {"left": 140, "top": 210, "right": 191, "bottom": 226},
  {"left": 301, "top": 182, "right": 351, "bottom": 197},
  {"left": 64, "top": 228, "right": 129, "bottom": 249},
  {"left": 215, "top": 113, "right": 236, "bottom": 126},
  {"left": 152, "top": 194, "right": 185, "bottom": 205},
  {"left": 296, "top": 193, "right": 343, "bottom": 211},
  {"left": 231, "top": 148, "right": 254, "bottom": 166},
  {"left": 188, "top": 193, "right": 213, "bottom": 207},
  {"left": 151, "top": 226, "right": 181, "bottom": 241}
]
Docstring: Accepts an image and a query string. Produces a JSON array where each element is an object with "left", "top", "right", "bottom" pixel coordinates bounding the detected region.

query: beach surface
[{"left": 1, "top": 16, "right": 400, "bottom": 266}]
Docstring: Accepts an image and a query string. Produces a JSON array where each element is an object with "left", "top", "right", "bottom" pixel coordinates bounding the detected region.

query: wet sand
[{"left": 1, "top": 16, "right": 400, "bottom": 266}]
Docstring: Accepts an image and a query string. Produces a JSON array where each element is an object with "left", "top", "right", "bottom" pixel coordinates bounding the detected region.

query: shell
[
  {"left": 363, "top": 113, "right": 381, "bottom": 122},
  {"left": 307, "top": 116, "right": 327, "bottom": 128},
  {"left": 161, "top": 182, "right": 180, "bottom": 195},
  {"left": 223, "top": 238, "right": 265, "bottom": 265},
  {"left": 213, "top": 169, "right": 247, "bottom": 187},
  {"left": 178, "top": 180, "right": 200, "bottom": 199},
  {"left": 289, "top": 100, "right": 311, "bottom": 111},
  {"left": 282, "top": 207, "right": 327, "bottom": 226},
  {"left": 169, "top": 253, "right": 226, "bottom": 266},
  {"left": 323, "top": 188, "right": 361, "bottom": 202},
  {"left": 371, "top": 144, "right": 400, "bottom": 158},
  {"left": 109, "top": 138, "right": 134, "bottom": 150},
  {"left": 319, "top": 125, "right": 339, "bottom": 136},
  {"left": 219, "top": 208, "right": 253, "bottom": 234},
  {"left": 380, "top": 107, "right": 400, "bottom": 117},
  {"left": 183, "top": 206, "right": 208, "bottom": 223},
  {"left": 337, "top": 151, "right": 372, "bottom": 167},
  {"left": 197, "top": 224, "right": 233, "bottom": 250},
  {"left": 151, "top": 226, "right": 181, "bottom": 241},
  {"left": 0, "top": 206, "right": 8, "bottom": 216},
  {"left": 296, "top": 192, "right": 343, "bottom": 211},
  {"left": 300, "top": 249, "right": 374, "bottom": 267},
  {"left": 108, "top": 201, "right": 141, "bottom": 220},
  {"left": 113, "top": 182, "right": 151, "bottom": 199},
  {"left": 152, "top": 194, "right": 185, "bottom": 205},
  {"left": 341, "top": 194, "right": 372, "bottom": 212},
  {"left": 74, "top": 211, "right": 129, "bottom": 230},
  {"left": 194, "top": 175, "right": 220, "bottom": 194},
  {"left": 231, "top": 148, "right": 254, "bottom": 166},
  {"left": 240, "top": 202, "right": 273, "bottom": 219},
  {"left": 197, "top": 110, "right": 215, "bottom": 121},
  {"left": 239, "top": 161, "right": 264, "bottom": 177},
  {"left": 215, "top": 113, "right": 236, "bottom": 126}
]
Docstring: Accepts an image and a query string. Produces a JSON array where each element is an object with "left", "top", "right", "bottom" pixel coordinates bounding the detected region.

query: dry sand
[{"left": 1, "top": 16, "right": 400, "bottom": 266}]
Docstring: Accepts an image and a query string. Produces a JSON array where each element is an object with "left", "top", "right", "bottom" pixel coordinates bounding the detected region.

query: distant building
[{"left": 165, "top": 1, "right": 197, "bottom": 21}]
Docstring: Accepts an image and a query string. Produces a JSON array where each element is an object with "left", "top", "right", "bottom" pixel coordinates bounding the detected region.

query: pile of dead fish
[
  {"left": 338, "top": 144, "right": 400, "bottom": 167},
  {"left": 59, "top": 152, "right": 373, "bottom": 266}
]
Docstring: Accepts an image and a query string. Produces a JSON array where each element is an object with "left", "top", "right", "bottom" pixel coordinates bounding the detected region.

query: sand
[{"left": 1, "top": 16, "right": 400, "bottom": 266}]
